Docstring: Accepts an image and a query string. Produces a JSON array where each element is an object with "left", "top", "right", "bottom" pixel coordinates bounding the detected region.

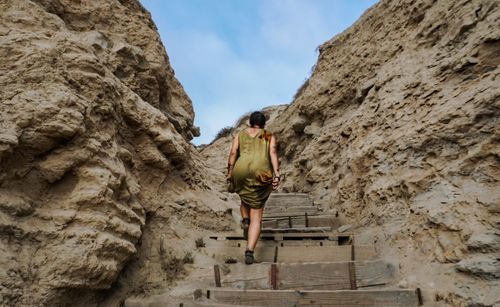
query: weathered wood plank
[
  {"left": 264, "top": 206, "right": 319, "bottom": 217},
  {"left": 277, "top": 245, "right": 351, "bottom": 262},
  {"left": 205, "top": 238, "right": 338, "bottom": 248},
  {"left": 265, "top": 199, "right": 313, "bottom": 208},
  {"left": 261, "top": 232, "right": 341, "bottom": 240},
  {"left": 277, "top": 260, "right": 395, "bottom": 290},
  {"left": 220, "top": 262, "right": 354, "bottom": 290},
  {"left": 126, "top": 297, "right": 255, "bottom": 307},
  {"left": 220, "top": 263, "right": 270, "bottom": 289},
  {"left": 308, "top": 215, "right": 340, "bottom": 228},
  {"left": 279, "top": 240, "right": 339, "bottom": 246},
  {"left": 204, "top": 288, "right": 421, "bottom": 306},
  {"left": 355, "top": 259, "right": 396, "bottom": 287},
  {"left": 266, "top": 193, "right": 312, "bottom": 208},
  {"left": 262, "top": 215, "right": 340, "bottom": 229},
  {"left": 204, "top": 245, "right": 275, "bottom": 263},
  {"left": 261, "top": 226, "right": 333, "bottom": 233},
  {"left": 277, "top": 262, "right": 351, "bottom": 290},
  {"left": 205, "top": 245, "right": 376, "bottom": 264},
  {"left": 352, "top": 244, "right": 377, "bottom": 260},
  {"left": 207, "top": 232, "right": 346, "bottom": 241},
  {"left": 268, "top": 193, "right": 311, "bottom": 198},
  {"left": 180, "top": 302, "right": 255, "bottom": 307},
  {"left": 277, "top": 245, "right": 376, "bottom": 262}
]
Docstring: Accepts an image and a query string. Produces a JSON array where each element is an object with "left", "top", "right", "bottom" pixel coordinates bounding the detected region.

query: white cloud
[
  {"left": 149, "top": 0, "right": 376, "bottom": 144},
  {"left": 164, "top": 28, "right": 310, "bottom": 144},
  {"left": 258, "top": 0, "right": 333, "bottom": 56}
]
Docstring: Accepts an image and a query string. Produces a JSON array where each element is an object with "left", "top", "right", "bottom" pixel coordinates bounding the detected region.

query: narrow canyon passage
[{"left": 0, "top": 0, "right": 498, "bottom": 306}]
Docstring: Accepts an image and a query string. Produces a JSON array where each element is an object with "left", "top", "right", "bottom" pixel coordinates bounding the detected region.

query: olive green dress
[{"left": 232, "top": 128, "right": 273, "bottom": 209}]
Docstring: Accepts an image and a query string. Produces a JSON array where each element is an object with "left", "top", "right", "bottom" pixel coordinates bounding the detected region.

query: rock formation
[
  {"left": 0, "top": 1, "right": 234, "bottom": 306},
  {"left": 2, "top": 0, "right": 499, "bottom": 306},
  {"left": 204, "top": 0, "right": 499, "bottom": 305}
]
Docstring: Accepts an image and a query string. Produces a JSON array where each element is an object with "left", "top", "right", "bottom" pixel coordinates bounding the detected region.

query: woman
[{"left": 226, "top": 111, "right": 280, "bottom": 265}]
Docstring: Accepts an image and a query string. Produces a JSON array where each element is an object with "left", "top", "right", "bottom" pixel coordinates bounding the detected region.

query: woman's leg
[
  {"left": 240, "top": 202, "right": 250, "bottom": 219},
  {"left": 246, "top": 207, "right": 264, "bottom": 251},
  {"left": 240, "top": 202, "right": 251, "bottom": 240}
]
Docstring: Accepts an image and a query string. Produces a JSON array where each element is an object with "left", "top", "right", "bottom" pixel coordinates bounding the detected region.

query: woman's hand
[
  {"left": 227, "top": 162, "right": 234, "bottom": 181},
  {"left": 269, "top": 135, "right": 280, "bottom": 191},
  {"left": 272, "top": 175, "right": 280, "bottom": 191}
]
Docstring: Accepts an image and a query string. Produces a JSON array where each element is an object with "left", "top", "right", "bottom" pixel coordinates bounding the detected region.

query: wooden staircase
[{"left": 126, "top": 193, "right": 423, "bottom": 307}]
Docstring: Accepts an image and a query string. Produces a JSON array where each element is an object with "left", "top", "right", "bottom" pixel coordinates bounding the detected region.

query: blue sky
[{"left": 139, "top": 0, "right": 378, "bottom": 145}]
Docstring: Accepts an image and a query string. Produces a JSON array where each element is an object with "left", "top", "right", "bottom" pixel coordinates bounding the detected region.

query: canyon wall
[
  {"left": 267, "top": 0, "right": 499, "bottom": 305},
  {"left": 2, "top": 0, "right": 499, "bottom": 306},
  {"left": 0, "top": 1, "right": 234, "bottom": 306}
]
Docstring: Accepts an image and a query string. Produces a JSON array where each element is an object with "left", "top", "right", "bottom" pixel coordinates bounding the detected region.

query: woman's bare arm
[
  {"left": 227, "top": 134, "right": 239, "bottom": 177},
  {"left": 270, "top": 135, "right": 280, "bottom": 178}
]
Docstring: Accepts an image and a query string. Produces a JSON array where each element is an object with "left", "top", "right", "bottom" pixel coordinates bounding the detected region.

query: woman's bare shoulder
[{"left": 233, "top": 127, "right": 246, "bottom": 134}]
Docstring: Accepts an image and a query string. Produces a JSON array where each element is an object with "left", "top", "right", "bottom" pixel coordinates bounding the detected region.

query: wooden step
[
  {"left": 265, "top": 193, "right": 313, "bottom": 207},
  {"left": 205, "top": 244, "right": 276, "bottom": 263},
  {"left": 204, "top": 245, "right": 376, "bottom": 263},
  {"left": 277, "top": 245, "right": 375, "bottom": 262},
  {"left": 264, "top": 205, "right": 319, "bottom": 217},
  {"left": 261, "top": 226, "right": 333, "bottom": 233},
  {"left": 208, "top": 232, "right": 351, "bottom": 242},
  {"left": 214, "top": 260, "right": 396, "bottom": 290},
  {"left": 179, "top": 301, "right": 254, "bottom": 307},
  {"left": 199, "top": 288, "right": 422, "bottom": 306},
  {"left": 206, "top": 239, "right": 340, "bottom": 248},
  {"left": 128, "top": 298, "right": 249, "bottom": 307},
  {"left": 262, "top": 214, "right": 339, "bottom": 229}
]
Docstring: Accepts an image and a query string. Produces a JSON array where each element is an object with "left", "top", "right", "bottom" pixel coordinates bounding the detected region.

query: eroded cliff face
[
  {"left": 0, "top": 1, "right": 233, "bottom": 306},
  {"left": 265, "top": 0, "right": 499, "bottom": 305},
  {"left": 2, "top": 0, "right": 499, "bottom": 306}
]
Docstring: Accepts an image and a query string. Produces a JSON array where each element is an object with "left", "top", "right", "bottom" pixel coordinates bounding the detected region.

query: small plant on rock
[
  {"left": 182, "top": 252, "right": 194, "bottom": 264},
  {"left": 214, "top": 126, "right": 233, "bottom": 141},
  {"left": 158, "top": 237, "right": 186, "bottom": 280},
  {"left": 195, "top": 237, "right": 205, "bottom": 248}
]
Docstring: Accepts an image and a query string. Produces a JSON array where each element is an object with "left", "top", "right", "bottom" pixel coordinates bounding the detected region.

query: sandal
[
  {"left": 241, "top": 218, "right": 250, "bottom": 240},
  {"left": 245, "top": 249, "right": 254, "bottom": 265}
]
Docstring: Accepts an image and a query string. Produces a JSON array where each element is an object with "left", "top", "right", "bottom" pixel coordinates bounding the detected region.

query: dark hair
[{"left": 249, "top": 111, "right": 266, "bottom": 128}]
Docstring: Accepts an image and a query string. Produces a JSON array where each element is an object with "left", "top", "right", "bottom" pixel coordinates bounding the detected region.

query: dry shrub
[
  {"left": 235, "top": 111, "right": 251, "bottom": 127},
  {"left": 195, "top": 237, "right": 205, "bottom": 248},
  {"left": 182, "top": 252, "right": 194, "bottom": 264},
  {"left": 158, "top": 237, "right": 195, "bottom": 280},
  {"left": 214, "top": 126, "right": 233, "bottom": 141}
]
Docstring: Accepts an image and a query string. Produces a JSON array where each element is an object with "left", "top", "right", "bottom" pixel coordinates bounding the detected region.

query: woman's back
[
  {"left": 232, "top": 128, "right": 273, "bottom": 208},
  {"left": 238, "top": 128, "right": 272, "bottom": 162}
]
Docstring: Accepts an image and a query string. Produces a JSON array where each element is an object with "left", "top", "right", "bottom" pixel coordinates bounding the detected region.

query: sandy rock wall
[
  {"left": 0, "top": 1, "right": 231, "bottom": 306},
  {"left": 265, "top": 0, "right": 499, "bottom": 305}
]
